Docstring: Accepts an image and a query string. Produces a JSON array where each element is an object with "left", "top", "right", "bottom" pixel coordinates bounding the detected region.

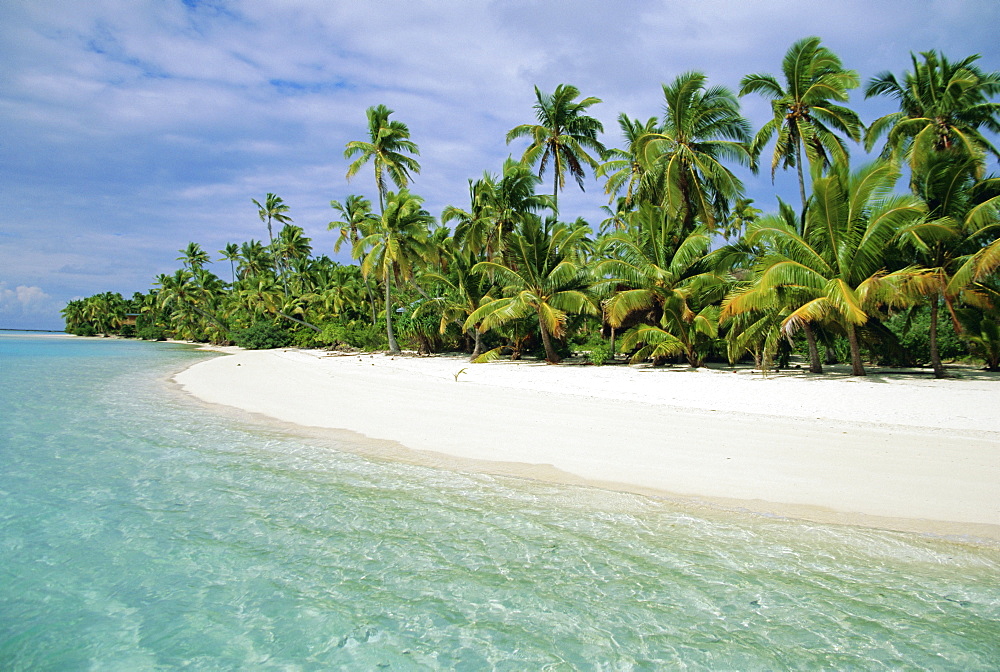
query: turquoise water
[{"left": 1, "top": 334, "right": 998, "bottom": 670}]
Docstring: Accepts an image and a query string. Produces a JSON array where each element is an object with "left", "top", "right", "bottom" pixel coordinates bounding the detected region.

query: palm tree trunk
[
  {"left": 929, "top": 297, "right": 946, "bottom": 378},
  {"left": 469, "top": 328, "right": 483, "bottom": 362},
  {"left": 795, "top": 139, "right": 808, "bottom": 234},
  {"left": 609, "top": 326, "right": 616, "bottom": 363},
  {"left": 803, "top": 323, "right": 823, "bottom": 374},
  {"left": 277, "top": 311, "right": 321, "bottom": 333},
  {"left": 553, "top": 169, "right": 559, "bottom": 214},
  {"left": 364, "top": 278, "right": 378, "bottom": 325},
  {"left": 385, "top": 265, "right": 400, "bottom": 354},
  {"left": 538, "top": 311, "right": 560, "bottom": 364},
  {"left": 847, "top": 323, "right": 866, "bottom": 376}
]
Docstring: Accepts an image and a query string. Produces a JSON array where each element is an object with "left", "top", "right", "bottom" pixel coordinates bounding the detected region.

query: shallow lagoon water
[{"left": 1, "top": 333, "right": 998, "bottom": 670}]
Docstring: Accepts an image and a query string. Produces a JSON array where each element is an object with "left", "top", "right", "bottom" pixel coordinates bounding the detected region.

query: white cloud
[{"left": 0, "top": 282, "right": 54, "bottom": 315}]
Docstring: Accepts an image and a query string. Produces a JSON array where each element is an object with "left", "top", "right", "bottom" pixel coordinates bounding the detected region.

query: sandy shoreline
[{"left": 172, "top": 348, "right": 1000, "bottom": 542}]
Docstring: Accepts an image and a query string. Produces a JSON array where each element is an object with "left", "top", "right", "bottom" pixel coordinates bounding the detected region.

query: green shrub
[
  {"left": 232, "top": 322, "right": 292, "bottom": 350},
  {"left": 884, "top": 305, "right": 967, "bottom": 365},
  {"left": 135, "top": 324, "right": 167, "bottom": 341},
  {"left": 576, "top": 334, "right": 613, "bottom": 365},
  {"left": 320, "top": 320, "right": 388, "bottom": 351},
  {"left": 290, "top": 329, "right": 323, "bottom": 348},
  {"left": 587, "top": 341, "right": 613, "bottom": 365}
]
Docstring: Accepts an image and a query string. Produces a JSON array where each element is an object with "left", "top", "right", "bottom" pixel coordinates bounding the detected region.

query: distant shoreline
[
  {"left": 171, "top": 347, "right": 1000, "bottom": 544},
  {"left": 0, "top": 328, "right": 66, "bottom": 333}
]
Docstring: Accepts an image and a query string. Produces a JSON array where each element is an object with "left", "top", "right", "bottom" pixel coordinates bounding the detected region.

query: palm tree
[
  {"left": 251, "top": 193, "right": 293, "bottom": 291},
  {"left": 330, "top": 195, "right": 379, "bottom": 254},
  {"left": 355, "top": 189, "right": 435, "bottom": 354},
  {"left": 506, "top": 84, "right": 606, "bottom": 212},
  {"left": 467, "top": 218, "right": 598, "bottom": 363},
  {"left": 897, "top": 154, "right": 1000, "bottom": 376},
  {"left": 638, "top": 72, "right": 752, "bottom": 234},
  {"left": 444, "top": 158, "right": 554, "bottom": 260},
  {"left": 415, "top": 238, "right": 496, "bottom": 361},
  {"left": 330, "top": 194, "right": 380, "bottom": 323},
  {"left": 178, "top": 242, "right": 210, "bottom": 270},
  {"left": 740, "top": 36, "right": 863, "bottom": 212},
  {"left": 251, "top": 193, "right": 292, "bottom": 247},
  {"left": 237, "top": 240, "right": 273, "bottom": 281},
  {"left": 596, "top": 114, "right": 660, "bottom": 206},
  {"left": 865, "top": 50, "right": 1000, "bottom": 180},
  {"left": 345, "top": 104, "right": 421, "bottom": 213},
  {"left": 724, "top": 161, "right": 930, "bottom": 376},
  {"left": 219, "top": 243, "right": 240, "bottom": 284},
  {"left": 155, "top": 269, "right": 229, "bottom": 339},
  {"left": 596, "top": 206, "right": 724, "bottom": 367},
  {"left": 274, "top": 225, "right": 313, "bottom": 276}
]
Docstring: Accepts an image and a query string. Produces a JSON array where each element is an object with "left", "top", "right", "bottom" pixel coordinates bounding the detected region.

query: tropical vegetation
[{"left": 64, "top": 39, "right": 1000, "bottom": 377}]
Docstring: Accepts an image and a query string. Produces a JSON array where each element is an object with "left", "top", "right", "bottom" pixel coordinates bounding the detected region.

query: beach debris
[{"left": 453, "top": 368, "right": 468, "bottom": 382}]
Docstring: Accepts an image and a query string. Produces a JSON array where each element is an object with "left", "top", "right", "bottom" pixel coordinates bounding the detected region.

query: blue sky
[{"left": 2, "top": 0, "right": 998, "bottom": 330}]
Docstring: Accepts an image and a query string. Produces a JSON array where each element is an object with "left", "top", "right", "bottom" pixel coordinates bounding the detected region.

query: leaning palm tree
[
  {"left": 467, "top": 218, "right": 598, "bottom": 363},
  {"left": 506, "top": 84, "right": 606, "bottom": 212},
  {"left": 155, "top": 268, "right": 230, "bottom": 339},
  {"left": 740, "top": 36, "right": 863, "bottom": 212},
  {"left": 638, "top": 72, "right": 753, "bottom": 234},
  {"left": 345, "top": 104, "right": 421, "bottom": 213},
  {"left": 724, "top": 160, "right": 931, "bottom": 376},
  {"left": 864, "top": 50, "right": 1000, "bottom": 181},
  {"left": 355, "top": 189, "right": 435, "bottom": 354}
]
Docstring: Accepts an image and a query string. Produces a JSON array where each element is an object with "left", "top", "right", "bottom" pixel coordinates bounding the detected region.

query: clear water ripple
[{"left": 0, "top": 334, "right": 997, "bottom": 670}]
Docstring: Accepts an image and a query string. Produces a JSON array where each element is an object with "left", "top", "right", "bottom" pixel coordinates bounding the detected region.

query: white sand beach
[{"left": 173, "top": 349, "right": 1000, "bottom": 541}]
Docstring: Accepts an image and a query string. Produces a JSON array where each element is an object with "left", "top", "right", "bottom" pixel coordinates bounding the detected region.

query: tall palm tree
[
  {"left": 355, "top": 189, "right": 435, "bottom": 354},
  {"left": 740, "top": 36, "right": 863, "bottom": 212},
  {"left": 865, "top": 50, "right": 1000, "bottom": 180},
  {"left": 251, "top": 193, "right": 292, "bottom": 247},
  {"left": 467, "top": 218, "right": 598, "bottom": 363},
  {"left": 219, "top": 243, "right": 240, "bottom": 284},
  {"left": 506, "top": 84, "right": 606, "bottom": 212},
  {"left": 638, "top": 72, "right": 752, "bottom": 234},
  {"left": 724, "top": 161, "right": 930, "bottom": 376},
  {"left": 345, "top": 104, "right": 421, "bottom": 213},
  {"left": 251, "top": 193, "right": 293, "bottom": 291}
]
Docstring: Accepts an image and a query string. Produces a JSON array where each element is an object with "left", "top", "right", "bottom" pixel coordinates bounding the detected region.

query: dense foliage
[{"left": 64, "top": 40, "right": 1000, "bottom": 376}]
